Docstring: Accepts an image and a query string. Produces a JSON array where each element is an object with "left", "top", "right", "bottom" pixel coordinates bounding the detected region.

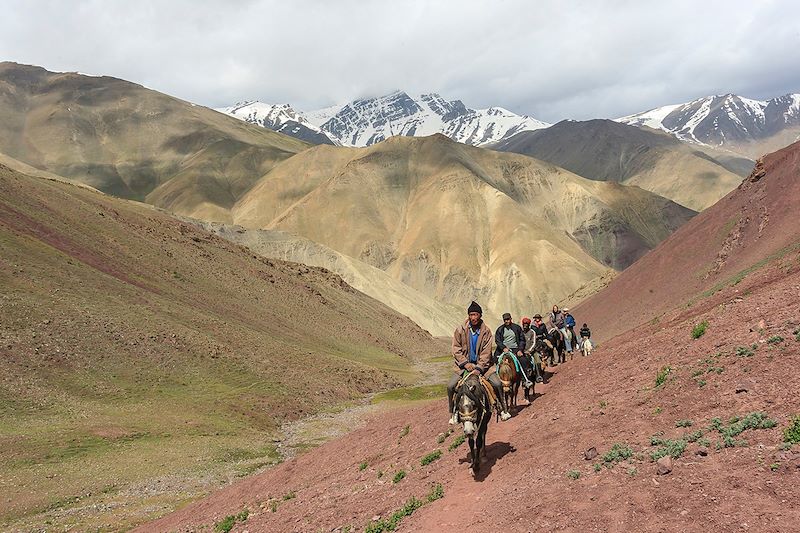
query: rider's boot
[{"left": 449, "top": 412, "right": 458, "bottom": 425}]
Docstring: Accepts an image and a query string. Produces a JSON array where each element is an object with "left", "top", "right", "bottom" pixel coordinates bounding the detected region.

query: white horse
[{"left": 581, "top": 338, "right": 594, "bottom": 357}]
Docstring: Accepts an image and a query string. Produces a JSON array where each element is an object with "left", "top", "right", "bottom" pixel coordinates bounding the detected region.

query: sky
[{"left": 2, "top": 0, "right": 799, "bottom": 122}]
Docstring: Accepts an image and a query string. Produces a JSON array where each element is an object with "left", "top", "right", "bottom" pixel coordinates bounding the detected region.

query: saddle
[{"left": 456, "top": 372, "right": 498, "bottom": 410}]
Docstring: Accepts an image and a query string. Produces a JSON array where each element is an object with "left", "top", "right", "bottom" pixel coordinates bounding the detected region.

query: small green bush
[
  {"left": 566, "top": 469, "right": 581, "bottom": 480},
  {"left": 215, "top": 516, "right": 236, "bottom": 533},
  {"left": 601, "top": 443, "right": 633, "bottom": 464},
  {"left": 736, "top": 346, "right": 755, "bottom": 357},
  {"left": 655, "top": 366, "right": 672, "bottom": 387},
  {"left": 650, "top": 439, "right": 687, "bottom": 460},
  {"left": 675, "top": 419, "right": 693, "bottom": 428},
  {"left": 448, "top": 434, "right": 465, "bottom": 451},
  {"left": 282, "top": 491, "right": 296, "bottom": 501},
  {"left": 359, "top": 461, "right": 368, "bottom": 471},
  {"left": 420, "top": 450, "right": 442, "bottom": 466},
  {"left": 692, "top": 321, "right": 709, "bottom": 339},
  {"left": 215, "top": 509, "right": 249, "bottom": 532},
  {"left": 686, "top": 430, "right": 704, "bottom": 443},
  {"left": 767, "top": 335, "right": 784, "bottom": 344},
  {"left": 392, "top": 470, "right": 406, "bottom": 484},
  {"left": 784, "top": 415, "right": 800, "bottom": 444},
  {"left": 365, "top": 496, "right": 424, "bottom": 533},
  {"left": 399, "top": 425, "right": 410, "bottom": 439},
  {"left": 426, "top": 483, "right": 444, "bottom": 502},
  {"left": 593, "top": 463, "right": 602, "bottom": 472}
]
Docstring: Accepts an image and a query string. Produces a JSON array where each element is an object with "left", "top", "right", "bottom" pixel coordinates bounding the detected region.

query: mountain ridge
[
  {"left": 617, "top": 92, "right": 800, "bottom": 159},
  {"left": 217, "top": 90, "right": 550, "bottom": 147}
]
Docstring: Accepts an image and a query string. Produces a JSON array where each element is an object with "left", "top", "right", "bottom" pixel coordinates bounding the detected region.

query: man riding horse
[
  {"left": 494, "top": 312, "right": 533, "bottom": 388},
  {"left": 521, "top": 317, "right": 544, "bottom": 383},
  {"left": 447, "top": 301, "right": 512, "bottom": 423}
]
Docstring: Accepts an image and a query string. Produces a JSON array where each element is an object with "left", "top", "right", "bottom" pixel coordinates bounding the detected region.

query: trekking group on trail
[{"left": 448, "top": 300, "right": 592, "bottom": 425}]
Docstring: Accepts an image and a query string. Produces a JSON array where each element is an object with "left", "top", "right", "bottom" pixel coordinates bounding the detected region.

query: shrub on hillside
[
  {"left": 691, "top": 321, "right": 709, "bottom": 339},
  {"left": 784, "top": 415, "right": 800, "bottom": 444}
]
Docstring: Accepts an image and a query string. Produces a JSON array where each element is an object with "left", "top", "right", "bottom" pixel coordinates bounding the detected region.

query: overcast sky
[{"left": 2, "top": 0, "right": 799, "bottom": 122}]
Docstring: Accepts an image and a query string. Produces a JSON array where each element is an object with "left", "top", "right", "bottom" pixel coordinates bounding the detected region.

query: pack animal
[
  {"left": 497, "top": 353, "right": 520, "bottom": 411},
  {"left": 456, "top": 374, "right": 492, "bottom": 475}
]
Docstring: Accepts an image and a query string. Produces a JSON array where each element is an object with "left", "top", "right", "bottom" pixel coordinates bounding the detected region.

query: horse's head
[
  {"left": 458, "top": 375, "right": 483, "bottom": 436},
  {"left": 498, "top": 356, "right": 515, "bottom": 392}
]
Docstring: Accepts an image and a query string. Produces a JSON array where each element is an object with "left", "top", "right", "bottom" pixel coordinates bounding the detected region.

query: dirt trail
[{"left": 411, "top": 392, "right": 522, "bottom": 530}]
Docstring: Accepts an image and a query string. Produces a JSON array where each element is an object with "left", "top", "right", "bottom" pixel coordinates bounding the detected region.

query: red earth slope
[
  {"left": 574, "top": 140, "right": 800, "bottom": 341},
  {"left": 143, "top": 141, "right": 800, "bottom": 532}
]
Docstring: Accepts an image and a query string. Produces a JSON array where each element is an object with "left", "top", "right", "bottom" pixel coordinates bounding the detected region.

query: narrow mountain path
[{"left": 410, "top": 377, "right": 552, "bottom": 530}]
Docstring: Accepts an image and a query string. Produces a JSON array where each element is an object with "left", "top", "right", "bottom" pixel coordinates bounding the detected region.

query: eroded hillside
[{"left": 233, "top": 135, "right": 692, "bottom": 319}]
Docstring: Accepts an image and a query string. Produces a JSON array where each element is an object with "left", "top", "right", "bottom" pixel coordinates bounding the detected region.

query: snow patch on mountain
[{"left": 218, "top": 91, "right": 549, "bottom": 147}]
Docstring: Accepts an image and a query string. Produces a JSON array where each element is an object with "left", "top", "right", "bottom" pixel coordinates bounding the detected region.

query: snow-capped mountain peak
[
  {"left": 617, "top": 93, "right": 800, "bottom": 147},
  {"left": 215, "top": 101, "right": 337, "bottom": 145},
  {"left": 217, "top": 92, "right": 550, "bottom": 147}
]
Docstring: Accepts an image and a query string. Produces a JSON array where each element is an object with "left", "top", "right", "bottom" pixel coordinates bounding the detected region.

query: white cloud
[{"left": 1, "top": 0, "right": 798, "bottom": 121}]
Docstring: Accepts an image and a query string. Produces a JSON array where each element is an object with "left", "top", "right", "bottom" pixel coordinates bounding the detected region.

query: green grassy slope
[{"left": 0, "top": 166, "right": 444, "bottom": 529}]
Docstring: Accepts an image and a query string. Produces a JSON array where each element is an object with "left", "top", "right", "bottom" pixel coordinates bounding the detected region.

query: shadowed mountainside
[
  {"left": 232, "top": 134, "right": 693, "bottom": 319},
  {"left": 0, "top": 165, "right": 445, "bottom": 529},
  {"left": 493, "top": 119, "right": 746, "bottom": 211},
  {"left": 0, "top": 62, "right": 309, "bottom": 222}
]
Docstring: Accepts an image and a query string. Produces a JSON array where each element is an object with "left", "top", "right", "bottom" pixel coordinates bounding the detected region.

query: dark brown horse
[
  {"left": 548, "top": 328, "right": 567, "bottom": 364},
  {"left": 457, "top": 374, "right": 492, "bottom": 475},
  {"left": 517, "top": 352, "right": 536, "bottom": 404},
  {"left": 497, "top": 352, "right": 520, "bottom": 411}
]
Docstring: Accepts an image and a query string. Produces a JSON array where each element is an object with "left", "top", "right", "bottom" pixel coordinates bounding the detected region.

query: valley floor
[{"left": 144, "top": 248, "right": 800, "bottom": 532}]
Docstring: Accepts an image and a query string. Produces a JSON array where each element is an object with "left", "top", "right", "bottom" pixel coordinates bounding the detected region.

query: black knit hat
[{"left": 467, "top": 301, "right": 482, "bottom": 315}]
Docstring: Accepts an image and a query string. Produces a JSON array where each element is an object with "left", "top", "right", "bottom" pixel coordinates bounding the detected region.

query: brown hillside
[
  {"left": 143, "top": 228, "right": 800, "bottom": 533},
  {"left": 233, "top": 134, "right": 693, "bottom": 319},
  {"left": 574, "top": 140, "right": 800, "bottom": 341},
  {"left": 0, "top": 62, "right": 308, "bottom": 221},
  {"left": 0, "top": 166, "right": 444, "bottom": 530}
]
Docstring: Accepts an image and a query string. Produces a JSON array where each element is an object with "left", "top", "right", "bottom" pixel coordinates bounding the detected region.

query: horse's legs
[
  {"left": 470, "top": 436, "right": 479, "bottom": 472},
  {"left": 468, "top": 436, "right": 475, "bottom": 464}
]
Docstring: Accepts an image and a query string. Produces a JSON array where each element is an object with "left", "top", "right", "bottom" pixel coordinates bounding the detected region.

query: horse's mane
[{"left": 460, "top": 374, "right": 486, "bottom": 406}]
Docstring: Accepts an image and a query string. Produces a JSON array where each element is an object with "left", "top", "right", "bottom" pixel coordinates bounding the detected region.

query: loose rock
[
  {"left": 584, "top": 447, "right": 598, "bottom": 461},
  {"left": 657, "top": 456, "right": 673, "bottom": 475}
]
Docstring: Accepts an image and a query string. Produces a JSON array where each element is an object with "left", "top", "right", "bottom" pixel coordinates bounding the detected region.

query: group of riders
[{"left": 447, "top": 300, "right": 592, "bottom": 424}]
